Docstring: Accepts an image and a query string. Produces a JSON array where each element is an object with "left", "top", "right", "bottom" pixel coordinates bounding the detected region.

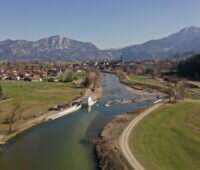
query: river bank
[
  {"left": 0, "top": 94, "right": 83, "bottom": 145},
  {"left": 84, "top": 73, "right": 103, "bottom": 99},
  {"left": 0, "top": 73, "right": 103, "bottom": 146},
  {"left": 103, "top": 70, "right": 166, "bottom": 97},
  {"left": 95, "top": 114, "right": 136, "bottom": 170},
  {"left": 95, "top": 106, "right": 150, "bottom": 170},
  {"left": 95, "top": 103, "right": 163, "bottom": 170},
  {"left": 95, "top": 71, "right": 166, "bottom": 169}
]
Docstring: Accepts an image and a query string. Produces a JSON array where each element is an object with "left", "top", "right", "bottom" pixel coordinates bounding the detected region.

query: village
[
  {"left": 0, "top": 61, "right": 84, "bottom": 82},
  {"left": 0, "top": 59, "right": 179, "bottom": 83}
]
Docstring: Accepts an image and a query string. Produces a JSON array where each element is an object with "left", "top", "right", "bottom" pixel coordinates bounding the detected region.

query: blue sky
[{"left": 1, "top": 0, "right": 200, "bottom": 49}]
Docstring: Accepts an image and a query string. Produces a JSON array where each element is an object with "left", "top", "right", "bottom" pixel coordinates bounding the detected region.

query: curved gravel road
[{"left": 119, "top": 103, "right": 162, "bottom": 170}]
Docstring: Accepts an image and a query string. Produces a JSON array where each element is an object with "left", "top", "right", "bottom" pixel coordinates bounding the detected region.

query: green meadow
[
  {"left": 0, "top": 80, "right": 85, "bottom": 133},
  {"left": 130, "top": 102, "right": 200, "bottom": 170},
  {"left": 128, "top": 74, "right": 159, "bottom": 86}
]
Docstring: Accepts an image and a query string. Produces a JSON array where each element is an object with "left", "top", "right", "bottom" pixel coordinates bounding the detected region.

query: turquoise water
[{"left": 0, "top": 73, "right": 150, "bottom": 170}]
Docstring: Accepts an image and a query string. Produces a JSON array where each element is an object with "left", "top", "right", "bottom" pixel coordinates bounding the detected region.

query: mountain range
[
  {"left": 0, "top": 35, "right": 109, "bottom": 60},
  {"left": 0, "top": 26, "right": 200, "bottom": 60},
  {"left": 116, "top": 26, "right": 200, "bottom": 60}
]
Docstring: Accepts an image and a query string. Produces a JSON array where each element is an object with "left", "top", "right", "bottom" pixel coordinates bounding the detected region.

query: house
[
  {"left": 31, "top": 75, "right": 43, "bottom": 82},
  {"left": 134, "top": 64, "right": 143, "bottom": 74}
]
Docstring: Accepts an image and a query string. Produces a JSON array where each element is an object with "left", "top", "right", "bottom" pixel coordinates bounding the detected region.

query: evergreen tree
[{"left": 178, "top": 54, "right": 200, "bottom": 80}]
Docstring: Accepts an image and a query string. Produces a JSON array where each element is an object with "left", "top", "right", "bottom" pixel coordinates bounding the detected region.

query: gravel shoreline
[{"left": 95, "top": 114, "right": 137, "bottom": 170}]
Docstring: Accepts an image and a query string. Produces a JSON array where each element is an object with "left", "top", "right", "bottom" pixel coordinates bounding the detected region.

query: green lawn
[
  {"left": 128, "top": 74, "right": 159, "bottom": 86},
  {"left": 129, "top": 102, "right": 200, "bottom": 170},
  {"left": 1, "top": 80, "right": 83, "bottom": 102},
  {"left": 73, "top": 71, "right": 86, "bottom": 80},
  {"left": 0, "top": 80, "right": 85, "bottom": 133}
]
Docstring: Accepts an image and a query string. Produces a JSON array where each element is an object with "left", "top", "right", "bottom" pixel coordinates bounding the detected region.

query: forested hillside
[{"left": 178, "top": 54, "right": 200, "bottom": 80}]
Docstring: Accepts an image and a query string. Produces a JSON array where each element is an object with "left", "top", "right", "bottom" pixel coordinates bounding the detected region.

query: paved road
[{"left": 119, "top": 103, "right": 162, "bottom": 170}]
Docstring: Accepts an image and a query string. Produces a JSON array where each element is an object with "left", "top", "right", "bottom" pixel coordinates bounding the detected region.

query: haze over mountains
[{"left": 0, "top": 26, "right": 200, "bottom": 60}]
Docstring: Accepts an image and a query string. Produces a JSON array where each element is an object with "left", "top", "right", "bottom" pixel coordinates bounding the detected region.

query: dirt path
[
  {"left": 183, "top": 98, "right": 200, "bottom": 103},
  {"left": 0, "top": 99, "right": 13, "bottom": 103},
  {"left": 119, "top": 103, "right": 162, "bottom": 170}
]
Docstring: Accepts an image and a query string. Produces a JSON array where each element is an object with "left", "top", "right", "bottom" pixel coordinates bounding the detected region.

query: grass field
[
  {"left": 128, "top": 74, "right": 159, "bottom": 86},
  {"left": 0, "top": 80, "right": 85, "bottom": 133},
  {"left": 73, "top": 71, "right": 86, "bottom": 79},
  {"left": 185, "top": 88, "right": 200, "bottom": 100},
  {"left": 129, "top": 102, "right": 200, "bottom": 170}
]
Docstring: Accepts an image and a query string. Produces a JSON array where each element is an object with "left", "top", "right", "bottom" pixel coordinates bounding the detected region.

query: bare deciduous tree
[
  {"left": 166, "top": 88, "right": 176, "bottom": 103},
  {"left": 8, "top": 101, "right": 21, "bottom": 134},
  {"left": 176, "top": 81, "right": 186, "bottom": 100}
]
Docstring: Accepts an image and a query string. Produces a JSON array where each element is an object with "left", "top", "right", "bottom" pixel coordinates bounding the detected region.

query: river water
[{"left": 0, "top": 73, "right": 151, "bottom": 170}]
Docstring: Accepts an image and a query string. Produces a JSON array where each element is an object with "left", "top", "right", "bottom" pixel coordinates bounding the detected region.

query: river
[{"left": 0, "top": 73, "right": 151, "bottom": 170}]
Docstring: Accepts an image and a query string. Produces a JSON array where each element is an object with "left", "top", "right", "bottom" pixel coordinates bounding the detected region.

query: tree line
[{"left": 178, "top": 54, "right": 200, "bottom": 80}]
